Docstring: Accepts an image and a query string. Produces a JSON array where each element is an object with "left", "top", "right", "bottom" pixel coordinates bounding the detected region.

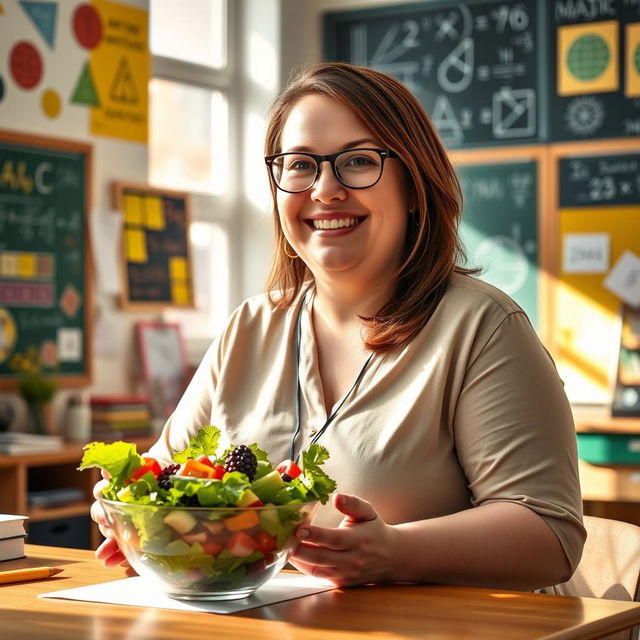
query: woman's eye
[
  {"left": 286, "top": 158, "right": 315, "bottom": 172},
  {"left": 345, "top": 155, "right": 375, "bottom": 167}
]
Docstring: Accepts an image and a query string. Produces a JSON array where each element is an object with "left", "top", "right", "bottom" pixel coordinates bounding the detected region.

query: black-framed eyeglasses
[{"left": 264, "top": 148, "right": 399, "bottom": 193}]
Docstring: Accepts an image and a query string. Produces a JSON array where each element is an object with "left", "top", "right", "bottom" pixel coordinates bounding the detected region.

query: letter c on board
[{"left": 35, "top": 162, "right": 53, "bottom": 194}]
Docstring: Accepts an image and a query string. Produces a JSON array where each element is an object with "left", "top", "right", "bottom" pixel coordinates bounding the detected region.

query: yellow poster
[
  {"left": 557, "top": 206, "right": 640, "bottom": 401},
  {"left": 90, "top": 0, "right": 149, "bottom": 143},
  {"left": 558, "top": 21, "right": 618, "bottom": 96},
  {"left": 626, "top": 23, "right": 640, "bottom": 98}
]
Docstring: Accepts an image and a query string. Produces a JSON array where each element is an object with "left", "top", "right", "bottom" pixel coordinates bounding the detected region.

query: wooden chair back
[{"left": 550, "top": 515, "right": 640, "bottom": 640}]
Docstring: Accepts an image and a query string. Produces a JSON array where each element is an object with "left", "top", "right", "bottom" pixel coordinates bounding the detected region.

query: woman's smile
[{"left": 305, "top": 213, "right": 368, "bottom": 234}]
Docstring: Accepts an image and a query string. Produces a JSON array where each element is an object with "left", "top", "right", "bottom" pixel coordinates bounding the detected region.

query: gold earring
[{"left": 283, "top": 238, "right": 298, "bottom": 259}]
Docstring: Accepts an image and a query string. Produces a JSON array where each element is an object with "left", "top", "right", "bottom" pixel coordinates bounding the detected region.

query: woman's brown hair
[{"left": 264, "top": 62, "right": 476, "bottom": 353}]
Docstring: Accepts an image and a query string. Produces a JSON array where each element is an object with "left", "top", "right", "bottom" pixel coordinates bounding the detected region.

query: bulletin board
[
  {"left": 450, "top": 146, "right": 551, "bottom": 342},
  {"left": 548, "top": 2, "right": 640, "bottom": 142},
  {"left": 550, "top": 139, "right": 640, "bottom": 406},
  {"left": 0, "top": 130, "right": 93, "bottom": 388},
  {"left": 112, "top": 182, "right": 194, "bottom": 310}
]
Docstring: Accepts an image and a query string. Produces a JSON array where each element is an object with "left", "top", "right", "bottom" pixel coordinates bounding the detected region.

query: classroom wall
[
  {"left": 0, "top": 0, "right": 287, "bottom": 432},
  {"left": 0, "top": 0, "right": 153, "bottom": 426}
]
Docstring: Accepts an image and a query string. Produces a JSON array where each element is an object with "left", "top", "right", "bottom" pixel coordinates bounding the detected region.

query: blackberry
[
  {"left": 157, "top": 463, "right": 180, "bottom": 490},
  {"left": 224, "top": 445, "right": 258, "bottom": 480}
]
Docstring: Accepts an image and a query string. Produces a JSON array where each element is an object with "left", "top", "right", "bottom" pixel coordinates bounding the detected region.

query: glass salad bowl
[{"left": 99, "top": 498, "right": 319, "bottom": 600}]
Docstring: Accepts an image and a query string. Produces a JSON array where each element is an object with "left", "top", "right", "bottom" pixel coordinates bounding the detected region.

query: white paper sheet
[
  {"left": 39, "top": 574, "right": 335, "bottom": 614},
  {"left": 604, "top": 250, "right": 640, "bottom": 308},
  {"left": 90, "top": 210, "right": 123, "bottom": 295},
  {"left": 563, "top": 233, "right": 610, "bottom": 274}
]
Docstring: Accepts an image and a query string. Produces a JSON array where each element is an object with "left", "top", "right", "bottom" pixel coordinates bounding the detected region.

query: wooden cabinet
[
  {"left": 0, "top": 438, "right": 157, "bottom": 549},
  {"left": 574, "top": 410, "right": 640, "bottom": 526}
]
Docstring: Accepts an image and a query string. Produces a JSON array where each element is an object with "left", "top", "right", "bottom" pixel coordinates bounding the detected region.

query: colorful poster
[
  {"left": 557, "top": 21, "right": 619, "bottom": 96},
  {"left": 89, "top": 0, "right": 149, "bottom": 143}
]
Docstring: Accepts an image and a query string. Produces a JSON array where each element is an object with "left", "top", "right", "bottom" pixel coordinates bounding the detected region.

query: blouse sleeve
[{"left": 452, "top": 311, "right": 586, "bottom": 573}]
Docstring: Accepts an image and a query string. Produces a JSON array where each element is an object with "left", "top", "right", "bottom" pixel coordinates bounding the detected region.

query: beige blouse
[{"left": 147, "top": 273, "right": 586, "bottom": 573}]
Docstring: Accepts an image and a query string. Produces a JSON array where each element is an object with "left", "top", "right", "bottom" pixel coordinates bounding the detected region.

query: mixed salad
[{"left": 78, "top": 426, "right": 336, "bottom": 595}]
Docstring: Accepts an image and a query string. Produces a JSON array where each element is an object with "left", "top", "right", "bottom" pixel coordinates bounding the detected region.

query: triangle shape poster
[{"left": 19, "top": 0, "right": 58, "bottom": 49}]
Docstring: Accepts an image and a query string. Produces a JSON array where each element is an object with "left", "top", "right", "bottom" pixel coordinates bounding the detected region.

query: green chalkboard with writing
[
  {"left": 457, "top": 159, "right": 539, "bottom": 329},
  {"left": 0, "top": 131, "right": 92, "bottom": 388},
  {"left": 324, "top": 0, "right": 544, "bottom": 148}
]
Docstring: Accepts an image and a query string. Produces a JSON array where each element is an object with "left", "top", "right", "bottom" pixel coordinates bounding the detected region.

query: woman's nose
[{"left": 310, "top": 161, "right": 347, "bottom": 202}]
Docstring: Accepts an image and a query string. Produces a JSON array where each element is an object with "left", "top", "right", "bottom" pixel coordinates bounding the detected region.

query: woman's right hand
[{"left": 90, "top": 471, "right": 132, "bottom": 570}]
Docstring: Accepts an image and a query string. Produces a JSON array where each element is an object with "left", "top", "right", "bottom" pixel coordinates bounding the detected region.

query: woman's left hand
[{"left": 289, "top": 493, "right": 398, "bottom": 587}]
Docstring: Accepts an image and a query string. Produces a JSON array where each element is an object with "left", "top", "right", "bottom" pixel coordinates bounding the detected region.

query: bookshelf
[{"left": 0, "top": 437, "right": 157, "bottom": 550}]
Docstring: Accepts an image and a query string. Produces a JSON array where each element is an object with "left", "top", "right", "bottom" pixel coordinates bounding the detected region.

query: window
[
  {"left": 149, "top": 80, "right": 229, "bottom": 195},
  {"left": 149, "top": 0, "right": 233, "bottom": 356},
  {"left": 150, "top": 0, "right": 226, "bottom": 68}
]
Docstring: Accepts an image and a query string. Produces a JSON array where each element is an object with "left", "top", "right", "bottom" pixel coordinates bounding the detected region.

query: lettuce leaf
[
  {"left": 300, "top": 444, "right": 337, "bottom": 504},
  {"left": 172, "top": 425, "right": 221, "bottom": 463},
  {"left": 170, "top": 471, "right": 251, "bottom": 507},
  {"left": 78, "top": 441, "right": 144, "bottom": 498}
]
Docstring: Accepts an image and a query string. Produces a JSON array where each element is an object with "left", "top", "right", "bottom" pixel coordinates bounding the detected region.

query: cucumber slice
[
  {"left": 259, "top": 504, "right": 283, "bottom": 537},
  {"left": 251, "top": 470, "right": 285, "bottom": 502}
]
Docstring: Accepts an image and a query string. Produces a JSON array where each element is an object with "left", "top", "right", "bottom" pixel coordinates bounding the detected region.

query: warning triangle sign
[
  {"left": 109, "top": 57, "right": 138, "bottom": 104},
  {"left": 20, "top": 1, "right": 57, "bottom": 49},
  {"left": 71, "top": 62, "right": 100, "bottom": 107}
]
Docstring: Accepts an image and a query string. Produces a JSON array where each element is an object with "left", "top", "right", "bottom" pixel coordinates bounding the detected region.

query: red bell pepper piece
[{"left": 276, "top": 459, "right": 302, "bottom": 480}]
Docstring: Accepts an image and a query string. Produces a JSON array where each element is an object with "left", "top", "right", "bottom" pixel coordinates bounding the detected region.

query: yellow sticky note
[
  {"left": 169, "top": 256, "right": 187, "bottom": 280},
  {"left": 18, "top": 253, "right": 36, "bottom": 278},
  {"left": 124, "top": 194, "right": 143, "bottom": 225},
  {"left": 0, "top": 252, "right": 18, "bottom": 277},
  {"left": 125, "top": 229, "right": 148, "bottom": 263},
  {"left": 145, "top": 196, "right": 165, "bottom": 230},
  {"left": 171, "top": 281, "right": 191, "bottom": 306}
]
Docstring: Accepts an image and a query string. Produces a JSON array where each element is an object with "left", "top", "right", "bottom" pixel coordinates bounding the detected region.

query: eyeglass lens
[{"left": 271, "top": 150, "right": 384, "bottom": 192}]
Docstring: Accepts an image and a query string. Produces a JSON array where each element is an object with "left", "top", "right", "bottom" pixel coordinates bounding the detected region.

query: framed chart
[
  {"left": 112, "top": 182, "right": 194, "bottom": 310},
  {"left": 136, "top": 321, "right": 188, "bottom": 419}
]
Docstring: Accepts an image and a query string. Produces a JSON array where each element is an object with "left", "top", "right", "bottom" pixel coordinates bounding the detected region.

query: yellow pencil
[{"left": 0, "top": 566, "right": 63, "bottom": 585}]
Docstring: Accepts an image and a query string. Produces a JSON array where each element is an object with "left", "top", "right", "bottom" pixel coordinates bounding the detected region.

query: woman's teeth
[{"left": 312, "top": 218, "right": 360, "bottom": 230}]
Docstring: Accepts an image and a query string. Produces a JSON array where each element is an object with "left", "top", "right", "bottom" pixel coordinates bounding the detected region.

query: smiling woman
[{"left": 92, "top": 63, "right": 586, "bottom": 594}]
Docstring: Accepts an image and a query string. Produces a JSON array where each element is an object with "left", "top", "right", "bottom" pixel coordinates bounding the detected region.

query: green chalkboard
[
  {"left": 457, "top": 159, "right": 539, "bottom": 329},
  {"left": 0, "top": 131, "right": 92, "bottom": 388},
  {"left": 548, "top": 0, "right": 640, "bottom": 142},
  {"left": 324, "top": 0, "right": 545, "bottom": 148},
  {"left": 559, "top": 152, "right": 640, "bottom": 207}
]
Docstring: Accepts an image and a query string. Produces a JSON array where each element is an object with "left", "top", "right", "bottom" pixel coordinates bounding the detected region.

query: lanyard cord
[{"left": 290, "top": 290, "right": 374, "bottom": 463}]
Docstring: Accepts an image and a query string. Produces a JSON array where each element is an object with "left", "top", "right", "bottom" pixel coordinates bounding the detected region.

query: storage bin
[
  {"left": 27, "top": 515, "right": 91, "bottom": 549},
  {"left": 577, "top": 433, "right": 640, "bottom": 465}
]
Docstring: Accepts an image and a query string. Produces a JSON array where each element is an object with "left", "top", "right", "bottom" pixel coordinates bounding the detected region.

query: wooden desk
[{"left": 2, "top": 545, "right": 640, "bottom": 639}]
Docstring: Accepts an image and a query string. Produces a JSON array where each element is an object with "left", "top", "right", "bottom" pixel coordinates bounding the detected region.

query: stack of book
[
  {"left": 0, "top": 432, "right": 64, "bottom": 455},
  {"left": 0, "top": 514, "right": 27, "bottom": 562},
  {"left": 90, "top": 395, "right": 152, "bottom": 441}
]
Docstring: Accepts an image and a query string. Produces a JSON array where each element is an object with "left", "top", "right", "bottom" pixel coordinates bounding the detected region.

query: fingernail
[{"left": 298, "top": 528, "right": 310, "bottom": 538}]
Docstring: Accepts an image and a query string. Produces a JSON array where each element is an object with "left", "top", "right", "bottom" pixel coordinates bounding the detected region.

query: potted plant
[{"left": 10, "top": 345, "right": 58, "bottom": 435}]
